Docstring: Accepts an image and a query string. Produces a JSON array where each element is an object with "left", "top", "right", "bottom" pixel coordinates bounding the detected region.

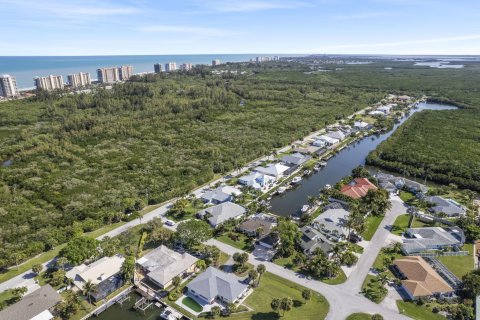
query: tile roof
[
  {"left": 340, "top": 178, "right": 377, "bottom": 199},
  {"left": 0, "top": 285, "right": 61, "bottom": 320},
  {"left": 394, "top": 256, "right": 453, "bottom": 297},
  {"left": 197, "top": 202, "right": 246, "bottom": 227}
]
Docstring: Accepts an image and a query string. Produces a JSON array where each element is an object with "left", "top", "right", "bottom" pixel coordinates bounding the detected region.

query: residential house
[
  {"left": 197, "top": 202, "right": 246, "bottom": 227},
  {"left": 292, "top": 145, "right": 323, "bottom": 155},
  {"left": 311, "top": 139, "right": 326, "bottom": 148},
  {"left": 402, "top": 227, "right": 465, "bottom": 254},
  {"left": 187, "top": 267, "right": 249, "bottom": 304},
  {"left": 327, "top": 130, "right": 346, "bottom": 141},
  {"left": 137, "top": 245, "right": 198, "bottom": 289},
  {"left": 238, "top": 172, "right": 276, "bottom": 190},
  {"left": 0, "top": 285, "right": 61, "bottom": 320},
  {"left": 393, "top": 256, "right": 454, "bottom": 300},
  {"left": 353, "top": 121, "right": 371, "bottom": 130},
  {"left": 299, "top": 226, "right": 334, "bottom": 256},
  {"left": 369, "top": 110, "right": 386, "bottom": 117},
  {"left": 425, "top": 196, "right": 466, "bottom": 217},
  {"left": 312, "top": 208, "right": 351, "bottom": 241},
  {"left": 257, "top": 233, "right": 280, "bottom": 249},
  {"left": 375, "top": 173, "right": 428, "bottom": 195},
  {"left": 340, "top": 178, "right": 378, "bottom": 199},
  {"left": 316, "top": 135, "right": 339, "bottom": 146},
  {"left": 280, "top": 152, "right": 311, "bottom": 166},
  {"left": 254, "top": 163, "right": 290, "bottom": 178},
  {"left": 237, "top": 213, "right": 276, "bottom": 238},
  {"left": 200, "top": 186, "right": 242, "bottom": 205},
  {"left": 377, "top": 104, "right": 395, "bottom": 115}
]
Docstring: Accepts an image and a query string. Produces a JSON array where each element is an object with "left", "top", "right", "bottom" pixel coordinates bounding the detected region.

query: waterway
[
  {"left": 269, "top": 102, "right": 458, "bottom": 216},
  {"left": 94, "top": 292, "right": 162, "bottom": 320}
]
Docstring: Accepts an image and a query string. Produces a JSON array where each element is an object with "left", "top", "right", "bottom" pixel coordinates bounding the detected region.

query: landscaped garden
[
  {"left": 216, "top": 232, "right": 254, "bottom": 251},
  {"left": 396, "top": 300, "right": 446, "bottom": 320}
]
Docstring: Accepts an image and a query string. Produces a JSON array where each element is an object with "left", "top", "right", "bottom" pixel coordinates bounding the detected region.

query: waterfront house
[
  {"left": 137, "top": 245, "right": 198, "bottom": 289},
  {"left": 312, "top": 208, "right": 351, "bottom": 241},
  {"left": 299, "top": 226, "right": 334, "bottom": 256},
  {"left": 253, "top": 163, "right": 290, "bottom": 178},
  {"left": 402, "top": 227, "right": 465, "bottom": 254},
  {"left": 187, "top": 267, "right": 249, "bottom": 305},
  {"left": 200, "top": 185, "right": 242, "bottom": 205},
  {"left": 197, "top": 202, "right": 246, "bottom": 227},
  {"left": 425, "top": 196, "right": 466, "bottom": 217},
  {"left": 237, "top": 213, "right": 276, "bottom": 238},
  {"left": 353, "top": 121, "right": 370, "bottom": 130},
  {"left": 0, "top": 285, "right": 61, "bottom": 320},
  {"left": 317, "top": 135, "right": 339, "bottom": 146},
  {"left": 393, "top": 256, "right": 454, "bottom": 300},
  {"left": 280, "top": 152, "right": 311, "bottom": 166},
  {"left": 327, "top": 130, "right": 346, "bottom": 141},
  {"left": 311, "top": 139, "right": 327, "bottom": 148},
  {"left": 238, "top": 172, "right": 276, "bottom": 190},
  {"left": 340, "top": 178, "right": 378, "bottom": 199},
  {"left": 375, "top": 172, "right": 428, "bottom": 195}
]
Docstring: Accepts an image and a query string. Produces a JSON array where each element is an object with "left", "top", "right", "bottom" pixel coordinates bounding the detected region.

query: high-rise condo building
[
  {"left": 119, "top": 65, "right": 133, "bottom": 80},
  {"left": 34, "top": 75, "right": 64, "bottom": 91},
  {"left": 97, "top": 67, "right": 120, "bottom": 83},
  {"left": 154, "top": 63, "right": 162, "bottom": 73},
  {"left": 180, "top": 63, "right": 193, "bottom": 71},
  {"left": 0, "top": 75, "right": 19, "bottom": 97},
  {"left": 165, "top": 62, "right": 177, "bottom": 72},
  {"left": 212, "top": 59, "right": 221, "bottom": 66},
  {"left": 67, "top": 72, "right": 91, "bottom": 88}
]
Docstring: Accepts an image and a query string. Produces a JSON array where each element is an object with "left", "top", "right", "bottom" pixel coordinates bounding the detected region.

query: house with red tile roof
[{"left": 340, "top": 178, "right": 377, "bottom": 199}]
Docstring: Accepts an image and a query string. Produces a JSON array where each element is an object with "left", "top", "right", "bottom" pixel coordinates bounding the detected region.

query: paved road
[{"left": 207, "top": 196, "right": 410, "bottom": 320}]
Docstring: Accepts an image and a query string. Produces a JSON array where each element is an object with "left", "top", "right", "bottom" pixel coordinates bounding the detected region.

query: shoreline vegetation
[{"left": 1, "top": 59, "right": 480, "bottom": 271}]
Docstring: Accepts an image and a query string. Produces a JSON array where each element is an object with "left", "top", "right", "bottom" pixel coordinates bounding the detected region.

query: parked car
[
  {"left": 165, "top": 219, "right": 175, "bottom": 226},
  {"left": 348, "top": 233, "right": 362, "bottom": 243}
]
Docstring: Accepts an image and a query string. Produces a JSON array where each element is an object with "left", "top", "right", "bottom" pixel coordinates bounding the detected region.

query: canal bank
[{"left": 269, "top": 102, "right": 457, "bottom": 216}]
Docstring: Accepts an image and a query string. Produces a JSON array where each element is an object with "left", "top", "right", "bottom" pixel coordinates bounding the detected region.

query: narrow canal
[
  {"left": 94, "top": 292, "right": 162, "bottom": 320},
  {"left": 269, "top": 102, "right": 457, "bottom": 216}
]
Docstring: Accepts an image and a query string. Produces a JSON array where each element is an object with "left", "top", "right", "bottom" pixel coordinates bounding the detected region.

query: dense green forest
[
  {"left": 0, "top": 64, "right": 381, "bottom": 268},
  {"left": 1, "top": 60, "right": 479, "bottom": 268}
]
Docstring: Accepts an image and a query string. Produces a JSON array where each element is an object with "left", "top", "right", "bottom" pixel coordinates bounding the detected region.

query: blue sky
[{"left": 1, "top": 0, "right": 479, "bottom": 56}]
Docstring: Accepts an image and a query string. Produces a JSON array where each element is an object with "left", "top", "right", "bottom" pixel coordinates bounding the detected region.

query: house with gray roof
[
  {"left": 425, "top": 196, "right": 466, "bottom": 217},
  {"left": 0, "top": 285, "right": 61, "bottom": 320},
  {"left": 186, "top": 267, "right": 249, "bottom": 304},
  {"left": 280, "top": 152, "right": 311, "bottom": 166},
  {"left": 402, "top": 227, "right": 465, "bottom": 254},
  {"left": 238, "top": 172, "right": 276, "bottom": 190},
  {"left": 312, "top": 208, "right": 351, "bottom": 241},
  {"left": 327, "top": 130, "right": 346, "bottom": 141},
  {"left": 299, "top": 226, "right": 335, "bottom": 256},
  {"left": 137, "top": 245, "right": 198, "bottom": 289},
  {"left": 200, "top": 186, "right": 242, "bottom": 205},
  {"left": 197, "top": 202, "right": 246, "bottom": 227}
]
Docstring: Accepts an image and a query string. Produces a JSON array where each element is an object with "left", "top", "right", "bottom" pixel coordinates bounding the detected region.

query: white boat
[
  {"left": 313, "top": 164, "right": 321, "bottom": 172},
  {"left": 301, "top": 205, "right": 310, "bottom": 213},
  {"left": 324, "top": 184, "right": 332, "bottom": 189},
  {"left": 291, "top": 176, "right": 302, "bottom": 184},
  {"left": 303, "top": 169, "right": 312, "bottom": 176},
  {"left": 276, "top": 186, "right": 287, "bottom": 194},
  {"left": 319, "top": 161, "right": 327, "bottom": 167}
]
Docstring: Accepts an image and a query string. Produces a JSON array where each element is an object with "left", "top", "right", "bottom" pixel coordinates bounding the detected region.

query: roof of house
[
  {"left": 237, "top": 215, "right": 276, "bottom": 237},
  {"left": 354, "top": 121, "right": 369, "bottom": 128},
  {"left": 281, "top": 153, "right": 311, "bottom": 166},
  {"left": 254, "top": 163, "right": 290, "bottom": 177},
  {"left": 403, "top": 227, "right": 465, "bottom": 253},
  {"left": 425, "top": 196, "right": 466, "bottom": 216},
  {"left": 201, "top": 186, "right": 242, "bottom": 203},
  {"left": 197, "top": 202, "right": 246, "bottom": 226},
  {"left": 66, "top": 254, "right": 125, "bottom": 288},
  {"left": 317, "top": 135, "right": 339, "bottom": 144},
  {"left": 327, "top": 130, "right": 346, "bottom": 140},
  {"left": 299, "top": 226, "right": 334, "bottom": 254},
  {"left": 187, "top": 267, "right": 248, "bottom": 302},
  {"left": 313, "top": 208, "right": 350, "bottom": 237},
  {"left": 340, "top": 178, "right": 378, "bottom": 199},
  {"left": 394, "top": 256, "right": 453, "bottom": 297},
  {"left": 0, "top": 285, "right": 61, "bottom": 320},
  {"left": 238, "top": 172, "right": 275, "bottom": 189},
  {"left": 137, "top": 245, "right": 198, "bottom": 287}
]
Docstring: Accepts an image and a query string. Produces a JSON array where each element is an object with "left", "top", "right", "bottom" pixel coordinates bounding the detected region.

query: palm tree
[
  {"left": 172, "top": 276, "right": 181, "bottom": 290},
  {"left": 256, "top": 264, "right": 266, "bottom": 282},
  {"left": 280, "top": 297, "right": 293, "bottom": 316},
  {"left": 271, "top": 298, "right": 280, "bottom": 315},
  {"left": 83, "top": 280, "right": 96, "bottom": 305}
]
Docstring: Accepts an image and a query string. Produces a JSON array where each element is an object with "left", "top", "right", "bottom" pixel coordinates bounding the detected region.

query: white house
[
  {"left": 238, "top": 172, "right": 276, "bottom": 190},
  {"left": 311, "top": 139, "right": 326, "bottom": 148},
  {"left": 200, "top": 186, "right": 242, "bottom": 204},
  {"left": 353, "top": 121, "right": 370, "bottom": 130},
  {"left": 254, "top": 163, "right": 290, "bottom": 178},
  {"left": 327, "top": 130, "right": 346, "bottom": 141},
  {"left": 197, "top": 202, "right": 246, "bottom": 227},
  {"left": 317, "top": 135, "right": 339, "bottom": 146}
]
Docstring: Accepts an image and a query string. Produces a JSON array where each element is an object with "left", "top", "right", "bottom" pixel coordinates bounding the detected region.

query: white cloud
[{"left": 138, "top": 25, "right": 233, "bottom": 36}]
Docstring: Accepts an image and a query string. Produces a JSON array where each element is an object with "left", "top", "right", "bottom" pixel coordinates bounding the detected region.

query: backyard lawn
[
  {"left": 438, "top": 243, "right": 474, "bottom": 278},
  {"left": 361, "top": 215, "right": 384, "bottom": 241},
  {"left": 390, "top": 214, "right": 437, "bottom": 236},
  {"left": 396, "top": 301, "right": 446, "bottom": 320},
  {"left": 399, "top": 190, "right": 415, "bottom": 203},
  {"left": 216, "top": 232, "right": 254, "bottom": 251},
  {"left": 182, "top": 297, "right": 203, "bottom": 313},
  {"left": 229, "top": 272, "right": 329, "bottom": 320}
]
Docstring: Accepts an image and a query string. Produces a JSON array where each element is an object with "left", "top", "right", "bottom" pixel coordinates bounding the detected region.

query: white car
[{"left": 165, "top": 219, "right": 175, "bottom": 226}]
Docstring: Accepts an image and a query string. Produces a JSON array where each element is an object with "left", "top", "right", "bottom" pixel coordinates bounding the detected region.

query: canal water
[
  {"left": 94, "top": 292, "right": 162, "bottom": 320},
  {"left": 269, "top": 102, "right": 458, "bottom": 216}
]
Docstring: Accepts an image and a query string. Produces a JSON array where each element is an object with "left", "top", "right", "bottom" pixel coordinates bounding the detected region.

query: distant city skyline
[{"left": 1, "top": 0, "right": 479, "bottom": 56}]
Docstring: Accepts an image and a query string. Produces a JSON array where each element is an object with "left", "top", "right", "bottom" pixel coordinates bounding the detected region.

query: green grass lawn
[
  {"left": 182, "top": 297, "right": 203, "bottom": 313},
  {"left": 273, "top": 256, "right": 301, "bottom": 272},
  {"left": 321, "top": 269, "right": 347, "bottom": 285},
  {"left": 361, "top": 274, "right": 387, "bottom": 304},
  {"left": 390, "top": 214, "right": 437, "bottom": 236},
  {"left": 273, "top": 256, "right": 347, "bottom": 284},
  {"left": 361, "top": 215, "right": 384, "bottom": 241},
  {"left": 437, "top": 243, "right": 474, "bottom": 278},
  {"left": 372, "top": 249, "right": 402, "bottom": 277},
  {"left": 0, "top": 289, "right": 16, "bottom": 307},
  {"left": 228, "top": 272, "right": 329, "bottom": 320},
  {"left": 399, "top": 190, "right": 415, "bottom": 202},
  {"left": 396, "top": 301, "right": 446, "bottom": 320},
  {"left": 216, "top": 232, "right": 253, "bottom": 251},
  {"left": 346, "top": 313, "right": 372, "bottom": 320},
  {"left": 217, "top": 252, "right": 230, "bottom": 268}
]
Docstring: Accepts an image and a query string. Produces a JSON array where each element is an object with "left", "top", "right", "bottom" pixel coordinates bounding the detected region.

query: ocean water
[{"left": 0, "top": 54, "right": 278, "bottom": 89}]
